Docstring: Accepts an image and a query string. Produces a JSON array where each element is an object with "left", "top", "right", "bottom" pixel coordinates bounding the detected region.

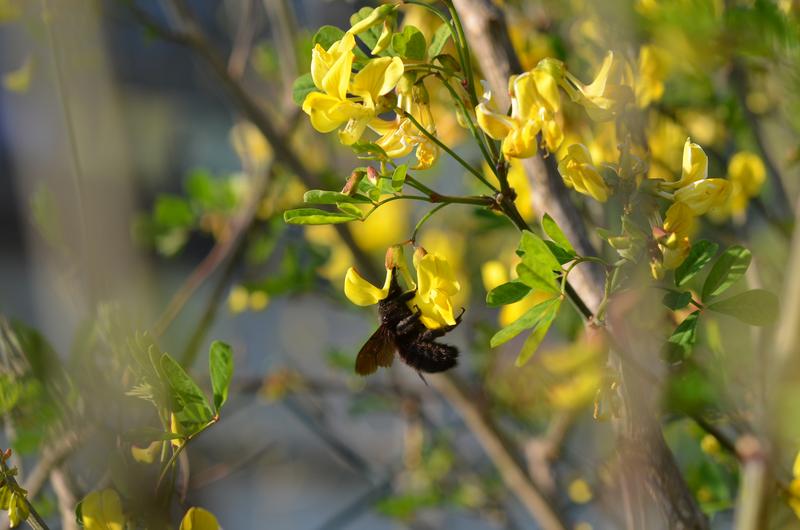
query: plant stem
[
  {"left": 412, "top": 203, "right": 450, "bottom": 242},
  {"left": 397, "top": 108, "right": 499, "bottom": 193}
]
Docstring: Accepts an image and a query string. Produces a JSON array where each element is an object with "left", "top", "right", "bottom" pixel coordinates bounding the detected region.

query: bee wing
[{"left": 355, "top": 326, "right": 395, "bottom": 376}]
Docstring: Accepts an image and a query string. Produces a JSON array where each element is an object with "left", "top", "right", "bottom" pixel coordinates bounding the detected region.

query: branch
[
  {"left": 430, "top": 374, "right": 567, "bottom": 530},
  {"left": 451, "top": 1, "right": 708, "bottom": 528}
]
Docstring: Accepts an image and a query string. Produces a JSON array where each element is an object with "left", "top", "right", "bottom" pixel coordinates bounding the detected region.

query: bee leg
[
  {"left": 395, "top": 307, "right": 422, "bottom": 336},
  {"left": 397, "top": 289, "right": 416, "bottom": 303},
  {"left": 416, "top": 371, "right": 429, "bottom": 386}
]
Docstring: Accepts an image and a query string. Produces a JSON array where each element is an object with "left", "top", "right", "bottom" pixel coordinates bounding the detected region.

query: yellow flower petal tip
[
  {"left": 344, "top": 267, "right": 392, "bottom": 306},
  {"left": 180, "top": 507, "right": 221, "bottom": 530}
]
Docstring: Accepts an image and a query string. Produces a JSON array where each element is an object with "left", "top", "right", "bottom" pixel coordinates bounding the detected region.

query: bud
[
  {"left": 371, "top": 19, "right": 393, "bottom": 55},
  {"left": 348, "top": 4, "right": 395, "bottom": 36},
  {"left": 366, "top": 166, "right": 379, "bottom": 186},
  {"left": 341, "top": 169, "right": 365, "bottom": 195}
]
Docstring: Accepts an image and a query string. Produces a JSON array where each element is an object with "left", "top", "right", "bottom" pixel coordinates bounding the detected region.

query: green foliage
[
  {"left": 302, "top": 190, "right": 371, "bottom": 205},
  {"left": 490, "top": 297, "right": 561, "bottom": 348},
  {"left": 701, "top": 246, "right": 751, "bottom": 301},
  {"left": 663, "top": 311, "right": 700, "bottom": 362},
  {"left": 707, "top": 289, "right": 779, "bottom": 326},
  {"left": 391, "top": 25, "right": 427, "bottom": 60},
  {"left": 427, "top": 23, "right": 452, "bottom": 59},
  {"left": 283, "top": 207, "right": 360, "bottom": 225},
  {"left": 161, "top": 353, "right": 215, "bottom": 428},
  {"left": 662, "top": 290, "right": 693, "bottom": 311},
  {"left": 515, "top": 231, "right": 560, "bottom": 294},
  {"left": 292, "top": 72, "right": 316, "bottom": 106},
  {"left": 486, "top": 281, "right": 531, "bottom": 306},
  {"left": 209, "top": 341, "right": 233, "bottom": 413},
  {"left": 675, "top": 240, "right": 718, "bottom": 287}
]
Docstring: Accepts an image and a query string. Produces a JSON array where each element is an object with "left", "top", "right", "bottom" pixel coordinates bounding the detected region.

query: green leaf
[
  {"left": 514, "top": 300, "right": 559, "bottom": 366},
  {"left": 283, "top": 208, "right": 359, "bottom": 225},
  {"left": 702, "top": 246, "right": 751, "bottom": 300},
  {"left": 544, "top": 241, "right": 575, "bottom": 265},
  {"left": 675, "top": 240, "right": 718, "bottom": 287},
  {"left": 662, "top": 290, "right": 693, "bottom": 310},
  {"left": 542, "top": 214, "right": 576, "bottom": 255},
  {"left": 391, "top": 25, "right": 427, "bottom": 60},
  {"left": 336, "top": 202, "right": 365, "bottom": 219},
  {"left": 209, "top": 341, "right": 233, "bottom": 412},
  {"left": 486, "top": 281, "right": 531, "bottom": 307},
  {"left": 160, "top": 353, "right": 214, "bottom": 425},
  {"left": 515, "top": 231, "right": 560, "bottom": 293},
  {"left": 312, "top": 25, "right": 345, "bottom": 49},
  {"left": 292, "top": 73, "right": 316, "bottom": 106},
  {"left": 490, "top": 296, "right": 560, "bottom": 347},
  {"left": 391, "top": 164, "right": 407, "bottom": 191},
  {"left": 663, "top": 311, "right": 700, "bottom": 362},
  {"left": 303, "top": 190, "right": 371, "bottom": 205},
  {"left": 427, "top": 23, "right": 451, "bottom": 59},
  {"left": 154, "top": 195, "right": 194, "bottom": 229},
  {"left": 350, "top": 142, "right": 389, "bottom": 161},
  {"left": 707, "top": 289, "right": 779, "bottom": 326}
]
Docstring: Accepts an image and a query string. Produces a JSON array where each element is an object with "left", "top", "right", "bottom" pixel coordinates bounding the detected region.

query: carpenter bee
[{"left": 355, "top": 268, "right": 462, "bottom": 376}]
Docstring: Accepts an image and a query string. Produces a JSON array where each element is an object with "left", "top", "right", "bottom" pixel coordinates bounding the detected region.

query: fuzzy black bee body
[{"left": 355, "top": 269, "right": 461, "bottom": 376}]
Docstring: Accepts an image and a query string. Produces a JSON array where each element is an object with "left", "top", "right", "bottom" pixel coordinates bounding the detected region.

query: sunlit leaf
[
  {"left": 486, "top": 281, "right": 531, "bottom": 306},
  {"left": 283, "top": 208, "right": 359, "bottom": 225},
  {"left": 707, "top": 289, "right": 778, "bottom": 326},
  {"left": 490, "top": 296, "right": 560, "bottom": 347},
  {"left": 702, "top": 246, "right": 751, "bottom": 300},
  {"left": 160, "top": 354, "right": 213, "bottom": 426},
  {"left": 209, "top": 341, "right": 233, "bottom": 412},
  {"left": 675, "top": 240, "right": 718, "bottom": 287}
]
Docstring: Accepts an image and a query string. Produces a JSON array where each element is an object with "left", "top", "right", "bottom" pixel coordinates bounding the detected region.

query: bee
[{"left": 355, "top": 268, "right": 462, "bottom": 376}]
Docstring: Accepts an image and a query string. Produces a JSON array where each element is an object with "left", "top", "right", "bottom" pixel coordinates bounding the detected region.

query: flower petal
[{"left": 344, "top": 267, "right": 391, "bottom": 306}]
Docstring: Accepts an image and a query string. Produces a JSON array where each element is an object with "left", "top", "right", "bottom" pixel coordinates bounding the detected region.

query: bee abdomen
[{"left": 398, "top": 341, "right": 458, "bottom": 373}]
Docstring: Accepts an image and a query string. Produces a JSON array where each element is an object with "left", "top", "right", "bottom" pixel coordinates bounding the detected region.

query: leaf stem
[
  {"left": 396, "top": 107, "right": 498, "bottom": 193},
  {"left": 412, "top": 203, "right": 451, "bottom": 242}
]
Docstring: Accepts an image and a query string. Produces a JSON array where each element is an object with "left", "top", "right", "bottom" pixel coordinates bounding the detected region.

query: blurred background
[{"left": 1, "top": 0, "right": 799, "bottom": 528}]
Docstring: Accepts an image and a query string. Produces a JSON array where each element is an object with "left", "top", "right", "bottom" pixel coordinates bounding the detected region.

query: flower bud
[{"left": 348, "top": 4, "right": 395, "bottom": 36}]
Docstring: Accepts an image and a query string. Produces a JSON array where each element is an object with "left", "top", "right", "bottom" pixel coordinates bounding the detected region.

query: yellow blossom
[
  {"left": 700, "top": 434, "right": 721, "bottom": 456},
  {"left": 674, "top": 178, "right": 731, "bottom": 216},
  {"left": 660, "top": 201, "right": 696, "bottom": 269},
  {"left": 131, "top": 441, "right": 160, "bottom": 464},
  {"left": 476, "top": 62, "right": 565, "bottom": 158},
  {"left": 412, "top": 251, "right": 461, "bottom": 329},
  {"left": 249, "top": 291, "right": 270, "bottom": 311},
  {"left": 344, "top": 267, "right": 393, "bottom": 306},
  {"left": 228, "top": 285, "right": 249, "bottom": 314},
  {"left": 636, "top": 45, "right": 666, "bottom": 108},
  {"left": 563, "top": 51, "right": 635, "bottom": 121},
  {"left": 81, "top": 489, "right": 125, "bottom": 530},
  {"left": 229, "top": 121, "right": 272, "bottom": 168},
  {"left": 557, "top": 144, "right": 610, "bottom": 202},
  {"left": 180, "top": 507, "right": 220, "bottom": 530},
  {"left": 727, "top": 151, "right": 766, "bottom": 216},
  {"left": 481, "top": 260, "right": 508, "bottom": 291},
  {"left": 302, "top": 33, "right": 403, "bottom": 145},
  {"left": 567, "top": 478, "right": 594, "bottom": 504}
]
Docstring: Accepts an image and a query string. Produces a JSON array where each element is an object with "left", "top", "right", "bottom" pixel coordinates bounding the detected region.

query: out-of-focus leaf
[
  {"left": 707, "top": 289, "right": 778, "bottom": 326},
  {"left": 209, "top": 341, "right": 233, "bottom": 412},
  {"left": 663, "top": 311, "right": 700, "bottom": 362},
  {"left": 391, "top": 164, "right": 407, "bottom": 191},
  {"left": 486, "top": 281, "right": 531, "bottom": 306},
  {"left": 514, "top": 300, "right": 560, "bottom": 366},
  {"left": 3, "top": 55, "right": 32, "bottom": 94},
  {"left": 675, "top": 240, "right": 718, "bottom": 287},
  {"left": 291, "top": 73, "right": 316, "bottom": 106},
  {"left": 702, "top": 246, "right": 751, "bottom": 300},
  {"left": 154, "top": 195, "right": 194, "bottom": 229},
  {"left": 312, "top": 25, "right": 345, "bottom": 49},
  {"left": 662, "top": 290, "right": 693, "bottom": 310}
]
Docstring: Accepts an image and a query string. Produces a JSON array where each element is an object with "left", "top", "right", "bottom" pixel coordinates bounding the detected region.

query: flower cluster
[{"left": 345, "top": 246, "right": 460, "bottom": 330}]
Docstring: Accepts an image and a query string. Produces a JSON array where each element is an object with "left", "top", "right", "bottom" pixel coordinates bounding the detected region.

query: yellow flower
[
  {"left": 180, "top": 507, "right": 220, "bottom": 530},
  {"left": 563, "top": 51, "right": 635, "bottom": 121},
  {"left": 636, "top": 45, "right": 666, "bottom": 108},
  {"left": 729, "top": 151, "right": 766, "bottom": 198},
  {"left": 567, "top": 478, "right": 593, "bottom": 504},
  {"left": 557, "top": 144, "right": 610, "bottom": 202},
  {"left": 476, "top": 62, "right": 565, "bottom": 158},
  {"left": 302, "top": 33, "right": 404, "bottom": 145},
  {"left": 228, "top": 285, "right": 249, "bottom": 314},
  {"left": 344, "top": 267, "right": 393, "bottom": 306},
  {"left": 665, "top": 138, "right": 708, "bottom": 189},
  {"left": 660, "top": 202, "right": 695, "bottom": 269},
  {"left": 229, "top": 121, "right": 272, "bottom": 168},
  {"left": 248, "top": 291, "right": 269, "bottom": 311},
  {"left": 81, "top": 489, "right": 125, "bottom": 530},
  {"left": 131, "top": 441, "right": 160, "bottom": 464},
  {"left": 350, "top": 199, "right": 410, "bottom": 251},
  {"left": 674, "top": 179, "right": 731, "bottom": 216},
  {"left": 412, "top": 251, "right": 461, "bottom": 329},
  {"left": 481, "top": 260, "right": 508, "bottom": 291}
]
